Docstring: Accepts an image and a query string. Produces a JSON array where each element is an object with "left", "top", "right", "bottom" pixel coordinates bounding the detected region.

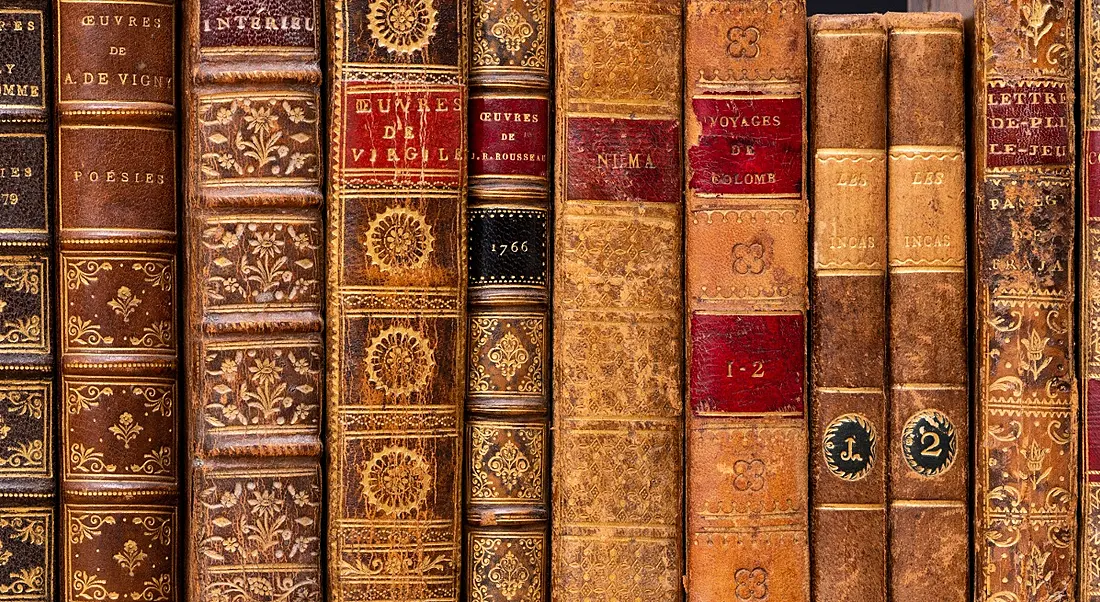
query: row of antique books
[{"left": 0, "top": 0, "right": 1088, "bottom": 601}]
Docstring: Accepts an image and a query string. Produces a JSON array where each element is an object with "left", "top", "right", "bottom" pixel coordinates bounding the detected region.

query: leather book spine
[
  {"left": 884, "top": 12, "right": 968, "bottom": 602},
  {"left": 683, "top": 1, "right": 808, "bottom": 599},
  {"left": 182, "top": 0, "right": 323, "bottom": 601},
  {"left": 56, "top": 0, "right": 179, "bottom": 600},
  {"left": 973, "top": 1, "right": 1077, "bottom": 600},
  {"left": 0, "top": 1, "right": 54, "bottom": 599},
  {"left": 1086, "top": 1, "right": 1100, "bottom": 599},
  {"left": 808, "top": 14, "right": 887, "bottom": 602},
  {"left": 464, "top": 0, "right": 549, "bottom": 597},
  {"left": 56, "top": 0, "right": 179, "bottom": 599},
  {"left": 553, "top": 0, "right": 682, "bottom": 599},
  {"left": 326, "top": 0, "right": 467, "bottom": 597}
]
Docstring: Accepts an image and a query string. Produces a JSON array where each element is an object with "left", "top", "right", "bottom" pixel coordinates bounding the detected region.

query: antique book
[
  {"left": 326, "top": 0, "right": 467, "bottom": 597},
  {"left": 553, "top": 0, "right": 682, "bottom": 599},
  {"left": 1086, "top": 1, "right": 1100, "bottom": 600},
  {"left": 0, "top": 1, "right": 54, "bottom": 599},
  {"left": 56, "top": 0, "right": 179, "bottom": 600},
  {"left": 183, "top": 0, "right": 323, "bottom": 601},
  {"left": 973, "top": 1, "right": 1077, "bottom": 601},
  {"left": 683, "top": 1, "right": 808, "bottom": 600},
  {"left": 885, "top": 12, "right": 967, "bottom": 602},
  {"left": 808, "top": 14, "right": 887, "bottom": 602},
  {"left": 464, "top": 0, "right": 550, "bottom": 597}
]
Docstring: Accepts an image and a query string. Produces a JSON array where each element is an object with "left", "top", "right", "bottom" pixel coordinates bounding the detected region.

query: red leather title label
[
  {"left": 689, "top": 94, "right": 802, "bottom": 195},
  {"left": 690, "top": 312, "right": 805, "bottom": 414},
  {"left": 1088, "top": 131, "right": 1100, "bottom": 218},
  {"left": 199, "top": 0, "right": 318, "bottom": 49},
  {"left": 566, "top": 117, "right": 680, "bottom": 203},
  {"left": 470, "top": 96, "right": 548, "bottom": 178},
  {"left": 342, "top": 86, "right": 464, "bottom": 187},
  {"left": 986, "top": 81, "right": 1070, "bottom": 168}
]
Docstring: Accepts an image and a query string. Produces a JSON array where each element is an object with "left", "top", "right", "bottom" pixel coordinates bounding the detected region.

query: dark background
[{"left": 809, "top": 0, "right": 907, "bottom": 13}]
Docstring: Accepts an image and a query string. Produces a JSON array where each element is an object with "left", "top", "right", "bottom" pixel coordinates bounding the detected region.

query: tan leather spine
[
  {"left": 326, "top": 0, "right": 467, "bottom": 597},
  {"left": 884, "top": 12, "right": 968, "bottom": 602},
  {"left": 464, "top": 0, "right": 550, "bottom": 597},
  {"left": 552, "top": 0, "right": 682, "bottom": 598},
  {"left": 683, "top": 1, "right": 808, "bottom": 601},
  {"left": 808, "top": 14, "right": 887, "bottom": 602},
  {"left": 0, "top": 2, "right": 54, "bottom": 599},
  {"left": 972, "top": 1, "right": 1077, "bottom": 600},
  {"left": 1084, "top": 1, "right": 1100, "bottom": 599},
  {"left": 183, "top": 0, "right": 324, "bottom": 601},
  {"left": 56, "top": 0, "right": 179, "bottom": 600}
]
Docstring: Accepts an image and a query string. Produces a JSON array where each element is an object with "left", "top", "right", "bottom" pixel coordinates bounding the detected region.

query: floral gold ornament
[
  {"left": 112, "top": 540, "right": 147, "bottom": 577},
  {"left": 1018, "top": 328, "right": 1052, "bottom": 380},
  {"left": 203, "top": 221, "right": 322, "bottom": 306},
  {"left": 367, "top": 0, "right": 438, "bottom": 55},
  {"left": 1020, "top": 0, "right": 1055, "bottom": 58},
  {"left": 486, "top": 332, "right": 528, "bottom": 380},
  {"left": 108, "top": 286, "right": 142, "bottom": 323},
  {"left": 67, "top": 315, "right": 113, "bottom": 346},
  {"left": 364, "top": 327, "right": 434, "bottom": 396},
  {"left": 471, "top": 536, "right": 543, "bottom": 602},
  {"left": 486, "top": 441, "right": 531, "bottom": 491},
  {"left": 199, "top": 96, "right": 319, "bottom": 181},
  {"left": 360, "top": 446, "right": 432, "bottom": 516},
  {"left": 108, "top": 413, "right": 144, "bottom": 449},
  {"left": 487, "top": 550, "right": 530, "bottom": 600},
  {"left": 0, "top": 315, "right": 42, "bottom": 345},
  {"left": 362, "top": 207, "right": 435, "bottom": 274},
  {"left": 0, "top": 264, "right": 41, "bottom": 295},
  {"left": 490, "top": 9, "right": 533, "bottom": 54}
]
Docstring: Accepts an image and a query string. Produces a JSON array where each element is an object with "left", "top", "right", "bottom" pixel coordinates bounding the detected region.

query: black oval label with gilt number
[
  {"left": 902, "top": 409, "right": 957, "bottom": 477},
  {"left": 468, "top": 208, "right": 547, "bottom": 287},
  {"left": 823, "top": 413, "right": 876, "bottom": 481}
]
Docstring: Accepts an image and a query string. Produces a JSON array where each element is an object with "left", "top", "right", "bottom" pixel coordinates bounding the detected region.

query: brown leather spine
[
  {"left": 808, "top": 14, "right": 887, "bottom": 602},
  {"left": 552, "top": 0, "right": 682, "bottom": 598},
  {"left": 884, "top": 12, "right": 968, "bottom": 602},
  {"left": 464, "top": 0, "right": 550, "bottom": 597},
  {"left": 0, "top": 1, "right": 54, "bottom": 600},
  {"left": 1084, "top": 1, "right": 1100, "bottom": 599},
  {"left": 56, "top": 0, "right": 179, "bottom": 600},
  {"left": 972, "top": 1, "right": 1077, "bottom": 600},
  {"left": 326, "top": 0, "right": 467, "bottom": 597},
  {"left": 683, "top": 1, "right": 808, "bottom": 601},
  {"left": 183, "top": 0, "right": 323, "bottom": 601}
]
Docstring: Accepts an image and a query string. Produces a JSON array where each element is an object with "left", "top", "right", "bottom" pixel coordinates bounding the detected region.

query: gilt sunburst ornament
[{"left": 366, "top": 0, "right": 438, "bottom": 55}]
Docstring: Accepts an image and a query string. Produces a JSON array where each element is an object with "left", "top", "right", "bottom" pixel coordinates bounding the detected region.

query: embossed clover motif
[
  {"left": 731, "top": 241, "right": 767, "bottom": 275},
  {"left": 733, "top": 567, "right": 768, "bottom": 601}
]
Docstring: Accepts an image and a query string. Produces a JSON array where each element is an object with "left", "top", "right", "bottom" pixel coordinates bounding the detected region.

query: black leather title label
[
  {"left": 0, "top": 134, "right": 46, "bottom": 233},
  {"left": 0, "top": 9, "right": 45, "bottom": 109},
  {"left": 468, "top": 208, "right": 546, "bottom": 286}
]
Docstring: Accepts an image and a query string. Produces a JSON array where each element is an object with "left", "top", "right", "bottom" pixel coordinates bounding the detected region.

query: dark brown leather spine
[
  {"left": 183, "top": 1, "right": 323, "bottom": 601},
  {"left": 552, "top": 0, "right": 683, "bottom": 598},
  {"left": 464, "top": 0, "right": 550, "bottom": 597},
  {"left": 808, "top": 14, "right": 887, "bottom": 602},
  {"left": 973, "top": 1, "right": 1077, "bottom": 600},
  {"left": 0, "top": 1, "right": 54, "bottom": 600},
  {"left": 683, "top": 1, "right": 809, "bottom": 600},
  {"left": 885, "top": 12, "right": 968, "bottom": 602},
  {"left": 326, "top": 0, "right": 467, "bottom": 597},
  {"left": 56, "top": 0, "right": 179, "bottom": 600}
]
